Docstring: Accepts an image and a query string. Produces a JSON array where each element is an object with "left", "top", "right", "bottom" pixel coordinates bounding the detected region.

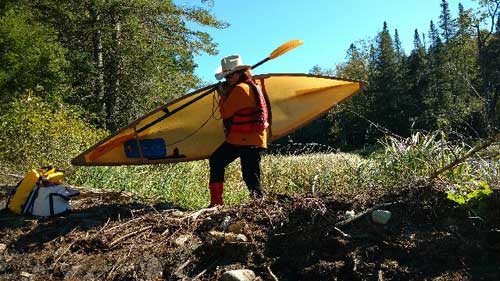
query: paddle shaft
[
  {"left": 137, "top": 85, "right": 216, "bottom": 133},
  {"left": 136, "top": 57, "right": 269, "bottom": 133},
  {"left": 136, "top": 40, "right": 302, "bottom": 133},
  {"left": 251, "top": 57, "right": 270, "bottom": 69}
]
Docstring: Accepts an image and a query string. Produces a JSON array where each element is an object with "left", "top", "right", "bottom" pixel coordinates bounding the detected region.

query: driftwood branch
[
  {"left": 192, "top": 259, "right": 220, "bottom": 280},
  {"left": 335, "top": 202, "right": 397, "bottom": 227},
  {"left": 110, "top": 226, "right": 152, "bottom": 247},
  {"left": 267, "top": 266, "right": 279, "bottom": 281},
  {"left": 429, "top": 133, "right": 500, "bottom": 181},
  {"left": 183, "top": 207, "right": 218, "bottom": 221},
  {"left": 333, "top": 226, "right": 351, "bottom": 239},
  {"left": 1, "top": 173, "right": 23, "bottom": 179},
  {"left": 104, "top": 217, "right": 143, "bottom": 234},
  {"left": 174, "top": 259, "right": 191, "bottom": 275}
]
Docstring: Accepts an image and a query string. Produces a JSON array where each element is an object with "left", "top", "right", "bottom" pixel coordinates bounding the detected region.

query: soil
[{"left": 1, "top": 184, "right": 500, "bottom": 281}]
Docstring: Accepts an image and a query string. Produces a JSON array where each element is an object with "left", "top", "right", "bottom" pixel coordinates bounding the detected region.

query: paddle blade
[{"left": 269, "top": 39, "right": 304, "bottom": 60}]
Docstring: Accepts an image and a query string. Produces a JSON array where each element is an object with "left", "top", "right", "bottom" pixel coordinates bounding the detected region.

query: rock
[
  {"left": 221, "top": 269, "right": 256, "bottom": 281},
  {"left": 170, "top": 210, "right": 185, "bottom": 217},
  {"left": 219, "top": 216, "right": 231, "bottom": 231},
  {"left": 174, "top": 234, "right": 192, "bottom": 247},
  {"left": 372, "top": 210, "right": 392, "bottom": 224},
  {"left": 208, "top": 231, "right": 248, "bottom": 243},
  {"left": 0, "top": 243, "right": 6, "bottom": 253},
  {"left": 208, "top": 230, "right": 225, "bottom": 243},
  {"left": 345, "top": 210, "right": 355, "bottom": 218},
  {"left": 235, "top": 234, "right": 248, "bottom": 242},
  {"left": 20, "top": 271, "right": 33, "bottom": 278},
  {"left": 227, "top": 221, "right": 245, "bottom": 234}
]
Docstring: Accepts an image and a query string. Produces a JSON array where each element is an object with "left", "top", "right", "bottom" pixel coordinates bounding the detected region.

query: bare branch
[{"left": 429, "top": 133, "right": 500, "bottom": 180}]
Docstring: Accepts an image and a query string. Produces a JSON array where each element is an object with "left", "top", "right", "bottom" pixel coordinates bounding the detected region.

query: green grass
[
  {"left": 2, "top": 131, "right": 498, "bottom": 210},
  {"left": 66, "top": 152, "right": 368, "bottom": 209}
]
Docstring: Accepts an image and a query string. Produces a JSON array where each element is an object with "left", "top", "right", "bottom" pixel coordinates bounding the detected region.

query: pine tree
[
  {"left": 457, "top": 3, "right": 472, "bottom": 37},
  {"left": 426, "top": 19, "right": 455, "bottom": 131},
  {"left": 335, "top": 43, "right": 368, "bottom": 81},
  {"left": 447, "top": 2, "right": 481, "bottom": 135},
  {"left": 429, "top": 20, "right": 442, "bottom": 50},
  {"left": 394, "top": 29, "right": 404, "bottom": 58},
  {"left": 406, "top": 29, "right": 428, "bottom": 129},
  {"left": 473, "top": 0, "right": 500, "bottom": 133},
  {"left": 439, "top": 0, "right": 456, "bottom": 42},
  {"left": 370, "top": 22, "right": 408, "bottom": 136},
  {"left": 413, "top": 29, "right": 424, "bottom": 51}
]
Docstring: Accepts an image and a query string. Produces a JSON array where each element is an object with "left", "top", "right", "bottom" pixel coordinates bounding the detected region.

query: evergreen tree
[
  {"left": 394, "top": 29, "right": 404, "bottom": 59},
  {"left": 413, "top": 29, "right": 424, "bottom": 51},
  {"left": 406, "top": 29, "right": 428, "bottom": 129},
  {"left": 439, "top": 0, "right": 456, "bottom": 42},
  {"left": 372, "top": 22, "right": 401, "bottom": 135},
  {"left": 335, "top": 43, "right": 368, "bottom": 81},
  {"left": 334, "top": 42, "right": 372, "bottom": 148},
  {"left": 429, "top": 20, "right": 443, "bottom": 49},
  {"left": 447, "top": 2, "right": 481, "bottom": 136},
  {"left": 426, "top": 19, "right": 454, "bottom": 131},
  {"left": 473, "top": 0, "right": 500, "bottom": 133},
  {"left": 457, "top": 3, "right": 472, "bottom": 37}
]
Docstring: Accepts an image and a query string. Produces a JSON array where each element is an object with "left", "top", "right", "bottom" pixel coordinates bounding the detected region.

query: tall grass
[
  {"left": 3, "top": 130, "right": 498, "bottom": 210},
  {"left": 67, "top": 152, "right": 367, "bottom": 209},
  {"left": 65, "top": 131, "right": 499, "bottom": 210},
  {"left": 370, "top": 131, "right": 499, "bottom": 187}
]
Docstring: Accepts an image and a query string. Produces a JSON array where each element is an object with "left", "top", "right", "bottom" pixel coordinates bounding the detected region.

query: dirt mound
[{"left": 1, "top": 185, "right": 500, "bottom": 280}]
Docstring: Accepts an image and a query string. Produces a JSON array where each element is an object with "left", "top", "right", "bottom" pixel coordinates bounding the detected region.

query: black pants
[{"left": 209, "top": 142, "right": 264, "bottom": 197}]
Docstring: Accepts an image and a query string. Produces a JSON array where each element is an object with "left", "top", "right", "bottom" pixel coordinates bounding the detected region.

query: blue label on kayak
[
  {"left": 141, "top": 139, "right": 167, "bottom": 159},
  {"left": 124, "top": 139, "right": 167, "bottom": 159}
]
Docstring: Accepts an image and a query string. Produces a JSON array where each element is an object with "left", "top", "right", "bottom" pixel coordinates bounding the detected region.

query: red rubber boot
[{"left": 209, "top": 182, "right": 224, "bottom": 207}]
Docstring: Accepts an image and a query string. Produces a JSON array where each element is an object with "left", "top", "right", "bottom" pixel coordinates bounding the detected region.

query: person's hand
[{"left": 216, "top": 81, "right": 231, "bottom": 97}]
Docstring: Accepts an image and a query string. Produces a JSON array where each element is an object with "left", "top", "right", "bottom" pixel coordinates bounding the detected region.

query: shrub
[
  {"left": 0, "top": 95, "right": 106, "bottom": 174},
  {"left": 365, "top": 131, "right": 499, "bottom": 188}
]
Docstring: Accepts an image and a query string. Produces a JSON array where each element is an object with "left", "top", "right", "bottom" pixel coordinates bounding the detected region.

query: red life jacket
[{"left": 224, "top": 80, "right": 269, "bottom": 134}]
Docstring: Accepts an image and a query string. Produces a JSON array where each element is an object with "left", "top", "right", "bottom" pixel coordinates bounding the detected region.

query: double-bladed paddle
[
  {"left": 135, "top": 39, "right": 303, "bottom": 134},
  {"left": 86, "top": 39, "right": 303, "bottom": 161}
]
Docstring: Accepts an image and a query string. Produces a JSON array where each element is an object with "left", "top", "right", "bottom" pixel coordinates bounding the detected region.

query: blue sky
[{"left": 176, "top": 0, "right": 477, "bottom": 83}]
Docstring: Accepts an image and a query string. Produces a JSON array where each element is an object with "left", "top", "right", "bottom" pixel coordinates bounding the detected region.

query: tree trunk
[
  {"left": 90, "top": 2, "right": 105, "bottom": 126},
  {"left": 104, "top": 9, "right": 121, "bottom": 131},
  {"left": 476, "top": 24, "right": 493, "bottom": 135}
]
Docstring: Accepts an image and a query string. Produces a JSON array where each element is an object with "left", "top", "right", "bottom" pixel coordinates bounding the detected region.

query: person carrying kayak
[{"left": 208, "top": 55, "right": 271, "bottom": 207}]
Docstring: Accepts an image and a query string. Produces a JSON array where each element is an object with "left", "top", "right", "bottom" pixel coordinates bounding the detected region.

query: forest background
[{"left": 0, "top": 0, "right": 499, "bottom": 208}]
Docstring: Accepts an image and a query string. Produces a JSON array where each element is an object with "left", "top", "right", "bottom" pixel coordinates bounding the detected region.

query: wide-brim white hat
[{"left": 214, "top": 55, "right": 251, "bottom": 80}]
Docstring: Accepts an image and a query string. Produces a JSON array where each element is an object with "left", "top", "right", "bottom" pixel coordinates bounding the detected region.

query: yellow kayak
[{"left": 72, "top": 74, "right": 365, "bottom": 166}]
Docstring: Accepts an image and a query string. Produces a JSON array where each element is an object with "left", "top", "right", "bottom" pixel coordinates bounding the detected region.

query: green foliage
[
  {"left": 446, "top": 179, "right": 493, "bottom": 217},
  {"left": 311, "top": 1, "right": 497, "bottom": 148},
  {"left": 0, "top": 5, "right": 68, "bottom": 102},
  {"left": 446, "top": 179, "right": 492, "bottom": 205},
  {"left": 0, "top": 96, "right": 106, "bottom": 172},
  {"left": 20, "top": 0, "right": 227, "bottom": 130}
]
